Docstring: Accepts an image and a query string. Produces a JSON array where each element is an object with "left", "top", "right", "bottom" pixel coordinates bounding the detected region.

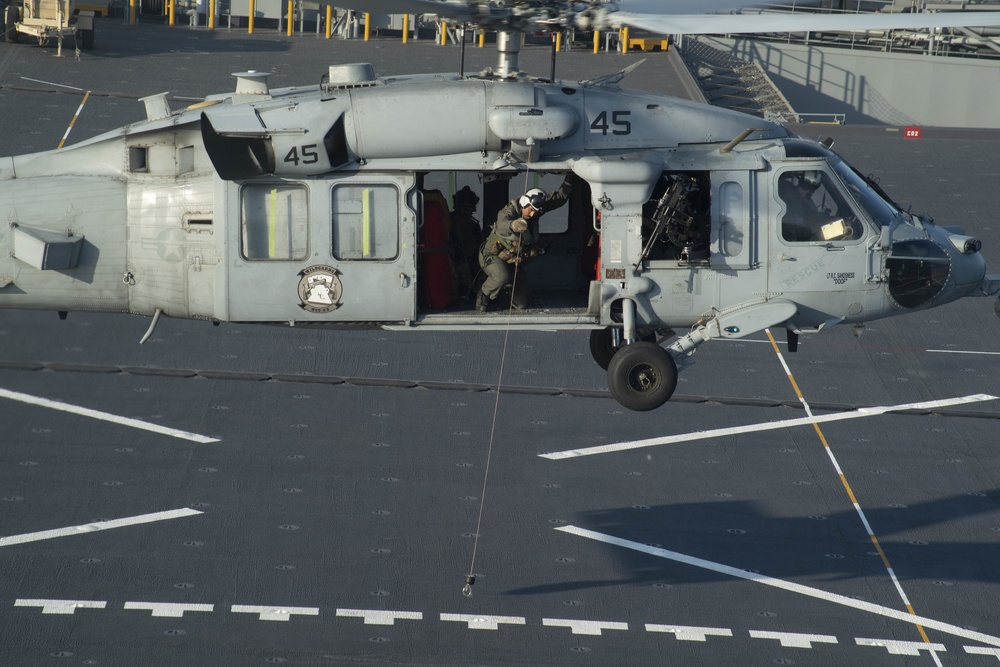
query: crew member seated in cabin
[
  {"left": 779, "top": 170, "right": 860, "bottom": 243},
  {"left": 476, "top": 173, "right": 578, "bottom": 312},
  {"left": 450, "top": 186, "right": 483, "bottom": 302}
]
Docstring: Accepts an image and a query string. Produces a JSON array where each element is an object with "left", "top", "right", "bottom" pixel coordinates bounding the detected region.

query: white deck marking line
[
  {"left": 645, "top": 624, "right": 733, "bottom": 641},
  {"left": 231, "top": 605, "right": 320, "bottom": 621},
  {"left": 0, "top": 387, "right": 220, "bottom": 443},
  {"left": 542, "top": 618, "right": 628, "bottom": 635},
  {"left": 539, "top": 394, "right": 998, "bottom": 460},
  {"left": 750, "top": 630, "right": 838, "bottom": 648},
  {"left": 336, "top": 609, "right": 423, "bottom": 625},
  {"left": 557, "top": 525, "right": 1000, "bottom": 648},
  {"left": 14, "top": 599, "right": 107, "bottom": 614},
  {"left": 124, "top": 602, "right": 214, "bottom": 617},
  {"left": 19, "top": 77, "right": 86, "bottom": 91},
  {"left": 0, "top": 508, "right": 203, "bottom": 548},
  {"left": 856, "top": 638, "right": 947, "bottom": 656},
  {"left": 926, "top": 349, "right": 1000, "bottom": 356},
  {"left": 440, "top": 613, "right": 526, "bottom": 630}
]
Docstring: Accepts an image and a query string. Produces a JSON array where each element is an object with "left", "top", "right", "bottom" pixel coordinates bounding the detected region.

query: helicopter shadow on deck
[{"left": 506, "top": 491, "right": 1000, "bottom": 596}]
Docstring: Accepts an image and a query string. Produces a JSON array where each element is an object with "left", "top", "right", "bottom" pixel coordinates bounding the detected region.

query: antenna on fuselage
[{"left": 459, "top": 23, "right": 467, "bottom": 78}]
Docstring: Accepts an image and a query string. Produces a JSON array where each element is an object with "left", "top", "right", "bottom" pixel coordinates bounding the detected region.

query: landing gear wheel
[
  {"left": 607, "top": 341, "right": 678, "bottom": 411},
  {"left": 589, "top": 327, "right": 620, "bottom": 371},
  {"left": 589, "top": 327, "right": 656, "bottom": 371},
  {"left": 4, "top": 5, "right": 18, "bottom": 43}
]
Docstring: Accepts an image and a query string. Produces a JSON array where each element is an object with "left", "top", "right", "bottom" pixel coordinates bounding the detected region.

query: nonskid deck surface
[{"left": 1, "top": 19, "right": 1000, "bottom": 666}]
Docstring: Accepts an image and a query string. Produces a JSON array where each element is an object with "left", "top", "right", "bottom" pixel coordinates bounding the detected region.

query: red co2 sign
[{"left": 903, "top": 126, "right": 922, "bottom": 139}]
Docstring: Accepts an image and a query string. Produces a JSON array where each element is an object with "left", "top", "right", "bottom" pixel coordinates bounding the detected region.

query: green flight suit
[{"left": 478, "top": 174, "right": 576, "bottom": 309}]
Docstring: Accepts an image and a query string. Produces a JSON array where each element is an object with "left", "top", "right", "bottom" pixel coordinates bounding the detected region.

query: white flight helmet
[{"left": 519, "top": 188, "right": 547, "bottom": 210}]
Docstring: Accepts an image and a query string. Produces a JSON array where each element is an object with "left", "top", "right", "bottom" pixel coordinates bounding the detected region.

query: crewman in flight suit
[{"left": 476, "top": 173, "right": 578, "bottom": 312}]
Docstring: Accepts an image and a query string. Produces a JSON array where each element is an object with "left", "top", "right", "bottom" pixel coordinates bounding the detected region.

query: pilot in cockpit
[
  {"left": 779, "top": 171, "right": 826, "bottom": 242},
  {"left": 779, "top": 170, "right": 858, "bottom": 243}
]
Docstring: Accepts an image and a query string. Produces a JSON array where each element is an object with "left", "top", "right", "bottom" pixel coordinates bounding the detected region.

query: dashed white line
[
  {"left": 440, "top": 613, "right": 526, "bottom": 630},
  {"left": 856, "top": 638, "right": 947, "bottom": 656},
  {"left": 750, "top": 630, "right": 838, "bottom": 648},
  {"left": 15, "top": 599, "right": 107, "bottom": 614},
  {"left": 540, "top": 394, "right": 998, "bottom": 459},
  {"left": 124, "top": 602, "right": 215, "bottom": 617},
  {"left": 557, "top": 525, "right": 1000, "bottom": 648},
  {"left": 645, "top": 624, "right": 733, "bottom": 641},
  {"left": 336, "top": 609, "right": 423, "bottom": 625},
  {"left": 542, "top": 618, "right": 628, "bottom": 635},
  {"left": 231, "top": 605, "right": 320, "bottom": 621},
  {"left": 0, "top": 508, "right": 203, "bottom": 548},
  {"left": 10, "top": 597, "right": 1000, "bottom": 658},
  {"left": 0, "top": 387, "right": 220, "bottom": 443}
]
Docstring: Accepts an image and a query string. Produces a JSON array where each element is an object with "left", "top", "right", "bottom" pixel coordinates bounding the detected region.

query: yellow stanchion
[
  {"left": 364, "top": 12, "right": 370, "bottom": 40},
  {"left": 325, "top": 4, "right": 331, "bottom": 38},
  {"left": 621, "top": 26, "right": 629, "bottom": 53},
  {"left": 168, "top": 0, "right": 175, "bottom": 26},
  {"left": 593, "top": 30, "right": 599, "bottom": 53},
  {"left": 286, "top": 0, "right": 292, "bottom": 35},
  {"left": 478, "top": 30, "right": 484, "bottom": 48},
  {"left": 440, "top": 21, "right": 446, "bottom": 45},
  {"left": 402, "top": 13, "right": 408, "bottom": 43},
  {"left": 248, "top": 0, "right": 255, "bottom": 33},
  {"left": 208, "top": 0, "right": 215, "bottom": 29},
  {"left": 129, "top": 0, "right": 136, "bottom": 25},
  {"left": 555, "top": 32, "right": 561, "bottom": 52}
]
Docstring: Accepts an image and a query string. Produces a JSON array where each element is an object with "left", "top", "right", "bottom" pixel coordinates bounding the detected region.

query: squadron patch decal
[{"left": 297, "top": 265, "right": 343, "bottom": 313}]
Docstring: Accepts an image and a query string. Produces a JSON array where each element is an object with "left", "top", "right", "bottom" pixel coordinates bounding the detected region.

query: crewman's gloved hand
[{"left": 511, "top": 218, "right": 528, "bottom": 233}]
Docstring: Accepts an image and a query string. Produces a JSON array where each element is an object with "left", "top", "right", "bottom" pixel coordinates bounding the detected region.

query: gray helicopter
[{"left": 2, "top": 0, "right": 999, "bottom": 411}]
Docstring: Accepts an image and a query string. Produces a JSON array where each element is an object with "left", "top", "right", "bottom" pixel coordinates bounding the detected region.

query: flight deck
[{"left": 1, "top": 18, "right": 1000, "bottom": 666}]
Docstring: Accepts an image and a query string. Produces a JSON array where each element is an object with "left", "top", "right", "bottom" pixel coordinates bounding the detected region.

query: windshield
[{"left": 832, "top": 160, "right": 900, "bottom": 228}]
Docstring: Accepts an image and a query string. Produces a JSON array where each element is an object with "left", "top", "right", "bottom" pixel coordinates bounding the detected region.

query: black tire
[
  {"left": 607, "top": 341, "right": 677, "bottom": 412},
  {"left": 589, "top": 327, "right": 620, "bottom": 371},
  {"left": 589, "top": 327, "right": 657, "bottom": 371},
  {"left": 4, "top": 5, "right": 18, "bottom": 44}
]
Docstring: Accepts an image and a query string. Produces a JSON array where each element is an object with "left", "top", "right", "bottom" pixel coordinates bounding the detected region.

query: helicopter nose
[{"left": 885, "top": 236, "right": 986, "bottom": 310}]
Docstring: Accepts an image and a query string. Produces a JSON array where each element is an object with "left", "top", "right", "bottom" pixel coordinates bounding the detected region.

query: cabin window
[
  {"left": 778, "top": 170, "right": 863, "bottom": 243},
  {"left": 177, "top": 146, "right": 195, "bottom": 175},
  {"left": 718, "top": 181, "right": 744, "bottom": 257},
  {"left": 239, "top": 184, "right": 309, "bottom": 260},
  {"left": 129, "top": 146, "right": 148, "bottom": 173},
  {"left": 332, "top": 184, "right": 399, "bottom": 260}
]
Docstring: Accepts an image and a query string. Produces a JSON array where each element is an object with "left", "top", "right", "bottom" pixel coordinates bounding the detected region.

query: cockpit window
[
  {"left": 832, "top": 160, "right": 899, "bottom": 228},
  {"left": 778, "top": 170, "right": 863, "bottom": 243}
]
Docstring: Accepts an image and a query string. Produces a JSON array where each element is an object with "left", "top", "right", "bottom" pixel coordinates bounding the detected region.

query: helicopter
[{"left": 1, "top": 1, "right": 999, "bottom": 412}]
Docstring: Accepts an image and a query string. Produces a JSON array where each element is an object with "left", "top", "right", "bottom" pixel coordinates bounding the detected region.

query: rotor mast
[{"left": 496, "top": 30, "right": 521, "bottom": 77}]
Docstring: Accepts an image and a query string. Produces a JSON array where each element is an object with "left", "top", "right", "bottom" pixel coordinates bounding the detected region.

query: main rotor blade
[
  {"left": 612, "top": 10, "right": 1000, "bottom": 35},
  {"left": 615, "top": 0, "right": 812, "bottom": 13},
  {"left": 330, "top": 0, "right": 474, "bottom": 21}
]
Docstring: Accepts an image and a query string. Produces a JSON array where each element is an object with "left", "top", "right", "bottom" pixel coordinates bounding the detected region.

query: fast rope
[{"left": 462, "top": 169, "right": 533, "bottom": 597}]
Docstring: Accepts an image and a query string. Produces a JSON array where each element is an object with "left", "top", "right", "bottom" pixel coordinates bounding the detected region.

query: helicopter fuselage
[{"left": 0, "top": 66, "right": 996, "bottom": 409}]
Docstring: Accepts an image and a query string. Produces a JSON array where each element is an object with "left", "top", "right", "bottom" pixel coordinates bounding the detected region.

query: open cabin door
[{"left": 227, "top": 173, "right": 417, "bottom": 323}]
